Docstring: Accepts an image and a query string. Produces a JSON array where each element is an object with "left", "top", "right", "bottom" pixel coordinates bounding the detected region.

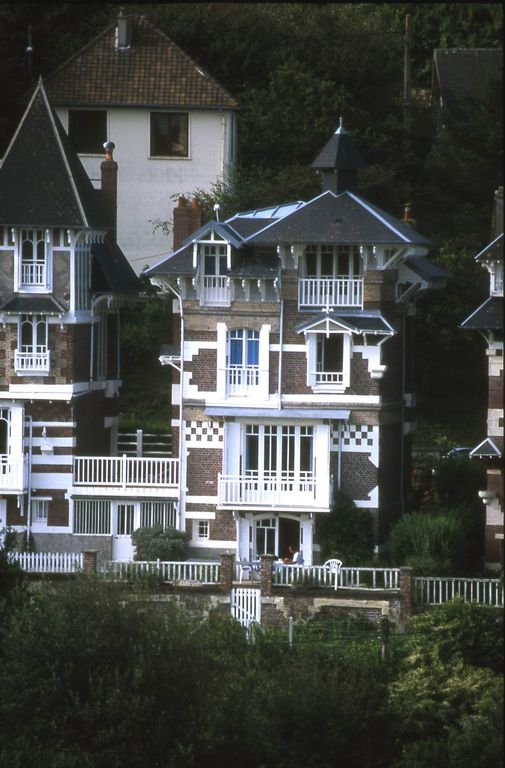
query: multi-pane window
[
  {"left": 300, "top": 244, "right": 362, "bottom": 308},
  {"left": 228, "top": 329, "right": 259, "bottom": 393},
  {"left": 150, "top": 112, "right": 189, "bottom": 157},
  {"left": 116, "top": 504, "right": 135, "bottom": 535},
  {"left": 202, "top": 243, "right": 229, "bottom": 305},
  {"left": 68, "top": 110, "right": 107, "bottom": 154},
  {"left": 0, "top": 409, "right": 11, "bottom": 456},
  {"left": 245, "top": 424, "right": 313, "bottom": 479},
  {"left": 195, "top": 520, "right": 209, "bottom": 540},
  {"left": 15, "top": 315, "right": 50, "bottom": 374},
  {"left": 20, "top": 229, "right": 47, "bottom": 288},
  {"left": 32, "top": 499, "right": 49, "bottom": 523},
  {"left": 304, "top": 244, "right": 361, "bottom": 278}
]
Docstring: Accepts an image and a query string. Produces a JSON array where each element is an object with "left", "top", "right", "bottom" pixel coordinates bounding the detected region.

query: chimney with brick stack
[
  {"left": 173, "top": 196, "right": 203, "bottom": 251},
  {"left": 101, "top": 141, "right": 118, "bottom": 243}
]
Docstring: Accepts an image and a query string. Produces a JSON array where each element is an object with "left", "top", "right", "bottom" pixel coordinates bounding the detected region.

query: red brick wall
[{"left": 186, "top": 447, "right": 222, "bottom": 496}]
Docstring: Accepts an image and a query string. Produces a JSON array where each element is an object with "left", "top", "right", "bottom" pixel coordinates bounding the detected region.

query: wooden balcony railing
[
  {"left": 219, "top": 471, "right": 327, "bottom": 508},
  {"left": 298, "top": 277, "right": 363, "bottom": 308},
  {"left": 73, "top": 456, "right": 179, "bottom": 496},
  {"left": 0, "top": 455, "right": 29, "bottom": 492},
  {"left": 14, "top": 348, "right": 50, "bottom": 374}
]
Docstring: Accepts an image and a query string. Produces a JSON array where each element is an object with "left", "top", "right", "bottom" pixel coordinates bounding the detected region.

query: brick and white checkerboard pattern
[
  {"left": 185, "top": 420, "right": 224, "bottom": 448},
  {"left": 331, "top": 424, "right": 379, "bottom": 467}
]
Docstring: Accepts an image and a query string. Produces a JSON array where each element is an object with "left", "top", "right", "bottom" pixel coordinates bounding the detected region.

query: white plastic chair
[{"left": 323, "top": 558, "right": 342, "bottom": 590}]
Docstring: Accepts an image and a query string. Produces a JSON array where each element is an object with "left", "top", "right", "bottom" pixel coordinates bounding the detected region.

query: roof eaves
[
  {"left": 475, "top": 232, "right": 504, "bottom": 261},
  {"left": 346, "top": 191, "right": 411, "bottom": 243}
]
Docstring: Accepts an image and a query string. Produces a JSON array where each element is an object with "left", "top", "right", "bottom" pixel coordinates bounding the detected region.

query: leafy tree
[
  {"left": 318, "top": 490, "right": 374, "bottom": 565},
  {"left": 131, "top": 524, "right": 189, "bottom": 561}
]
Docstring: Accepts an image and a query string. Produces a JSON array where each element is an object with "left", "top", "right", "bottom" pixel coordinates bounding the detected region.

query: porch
[{"left": 72, "top": 456, "right": 179, "bottom": 497}]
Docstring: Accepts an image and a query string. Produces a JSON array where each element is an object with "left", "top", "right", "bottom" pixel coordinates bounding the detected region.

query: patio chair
[
  {"left": 238, "top": 559, "right": 260, "bottom": 582},
  {"left": 323, "top": 558, "right": 342, "bottom": 590}
]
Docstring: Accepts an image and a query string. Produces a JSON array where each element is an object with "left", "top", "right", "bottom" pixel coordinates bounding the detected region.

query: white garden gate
[{"left": 231, "top": 587, "right": 261, "bottom": 628}]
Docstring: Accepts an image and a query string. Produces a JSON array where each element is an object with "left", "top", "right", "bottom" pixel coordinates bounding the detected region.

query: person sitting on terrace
[{"left": 283, "top": 545, "right": 304, "bottom": 565}]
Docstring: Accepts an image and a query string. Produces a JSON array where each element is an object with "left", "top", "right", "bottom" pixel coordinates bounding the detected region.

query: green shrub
[
  {"left": 389, "top": 505, "right": 484, "bottom": 575},
  {"left": 131, "top": 524, "right": 189, "bottom": 561},
  {"left": 318, "top": 491, "right": 373, "bottom": 565}
]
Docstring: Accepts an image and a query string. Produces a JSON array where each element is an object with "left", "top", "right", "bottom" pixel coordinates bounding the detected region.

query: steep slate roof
[
  {"left": 297, "top": 310, "right": 395, "bottom": 336},
  {"left": 0, "top": 295, "right": 66, "bottom": 315},
  {"left": 92, "top": 241, "right": 143, "bottom": 294},
  {"left": 243, "top": 191, "right": 431, "bottom": 246},
  {"left": 43, "top": 14, "right": 238, "bottom": 109},
  {"left": 0, "top": 79, "right": 106, "bottom": 229},
  {"left": 432, "top": 48, "right": 502, "bottom": 109},
  {"left": 470, "top": 437, "right": 502, "bottom": 459}
]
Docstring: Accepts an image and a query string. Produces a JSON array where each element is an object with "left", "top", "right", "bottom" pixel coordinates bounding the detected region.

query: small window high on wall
[{"left": 68, "top": 110, "right": 107, "bottom": 154}]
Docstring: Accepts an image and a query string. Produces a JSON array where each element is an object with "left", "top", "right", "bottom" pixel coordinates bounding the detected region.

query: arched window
[{"left": 20, "top": 229, "right": 47, "bottom": 287}]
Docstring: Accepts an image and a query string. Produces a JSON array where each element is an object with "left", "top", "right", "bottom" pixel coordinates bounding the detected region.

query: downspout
[
  {"left": 25, "top": 415, "right": 33, "bottom": 543},
  {"left": 277, "top": 286, "right": 284, "bottom": 410},
  {"left": 167, "top": 283, "right": 185, "bottom": 534},
  {"left": 400, "top": 312, "right": 407, "bottom": 515},
  {"left": 337, "top": 420, "right": 343, "bottom": 490}
]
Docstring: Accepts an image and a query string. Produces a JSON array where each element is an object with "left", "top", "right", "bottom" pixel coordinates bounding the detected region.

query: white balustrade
[
  {"left": 14, "top": 348, "right": 50, "bottom": 373},
  {"left": 219, "top": 471, "right": 316, "bottom": 507},
  {"left": 298, "top": 277, "right": 363, "bottom": 308},
  {"left": 226, "top": 365, "right": 260, "bottom": 395},
  {"left": 102, "top": 560, "right": 221, "bottom": 584},
  {"left": 21, "top": 261, "right": 46, "bottom": 286},
  {"left": 73, "top": 456, "right": 179, "bottom": 490},
  {"left": 203, "top": 275, "right": 230, "bottom": 305},
  {"left": 0, "top": 455, "right": 28, "bottom": 491},
  {"left": 414, "top": 576, "right": 504, "bottom": 607},
  {"left": 9, "top": 551, "right": 83, "bottom": 573},
  {"left": 273, "top": 565, "right": 400, "bottom": 589}
]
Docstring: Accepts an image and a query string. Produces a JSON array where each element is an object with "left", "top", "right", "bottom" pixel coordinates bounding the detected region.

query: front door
[{"left": 112, "top": 503, "right": 135, "bottom": 561}]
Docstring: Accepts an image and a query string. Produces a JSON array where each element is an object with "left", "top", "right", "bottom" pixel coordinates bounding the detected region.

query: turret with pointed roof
[{"left": 312, "top": 117, "right": 366, "bottom": 195}]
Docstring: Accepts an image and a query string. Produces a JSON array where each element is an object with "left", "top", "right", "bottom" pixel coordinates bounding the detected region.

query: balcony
[
  {"left": 203, "top": 276, "right": 230, "bottom": 306},
  {"left": 14, "top": 348, "right": 50, "bottom": 374},
  {"left": 219, "top": 470, "right": 329, "bottom": 510},
  {"left": 298, "top": 278, "right": 363, "bottom": 309},
  {"left": 0, "top": 455, "right": 29, "bottom": 493},
  {"left": 20, "top": 262, "right": 47, "bottom": 288},
  {"left": 226, "top": 365, "right": 260, "bottom": 396},
  {"left": 73, "top": 456, "right": 179, "bottom": 498}
]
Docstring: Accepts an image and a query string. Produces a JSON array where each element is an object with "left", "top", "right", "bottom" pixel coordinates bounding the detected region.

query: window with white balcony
[
  {"left": 202, "top": 244, "right": 229, "bottom": 305},
  {"left": 299, "top": 244, "right": 362, "bottom": 308},
  {"left": 15, "top": 315, "right": 50, "bottom": 375},
  {"left": 227, "top": 329, "right": 260, "bottom": 394},
  {"left": 18, "top": 229, "right": 50, "bottom": 291},
  {"left": 307, "top": 330, "right": 351, "bottom": 391}
]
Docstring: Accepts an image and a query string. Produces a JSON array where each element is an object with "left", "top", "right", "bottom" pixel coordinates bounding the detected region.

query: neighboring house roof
[
  {"left": 470, "top": 437, "right": 502, "bottom": 459},
  {"left": 92, "top": 241, "right": 142, "bottom": 294},
  {"left": 43, "top": 14, "right": 238, "bottom": 109},
  {"left": 404, "top": 255, "right": 449, "bottom": 282},
  {"left": 460, "top": 296, "right": 503, "bottom": 331},
  {"left": 0, "top": 79, "right": 106, "bottom": 229},
  {"left": 475, "top": 232, "right": 503, "bottom": 263},
  {"left": 432, "top": 48, "right": 502, "bottom": 109}
]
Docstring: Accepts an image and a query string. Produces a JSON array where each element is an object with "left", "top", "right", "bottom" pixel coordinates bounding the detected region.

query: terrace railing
[
  {"left": 102, "top": 560, "right": 221, "bottom": 585},
  {"left": 414, "top": 576, "right": 503, "bottom": 607},
  {"left": 298, "top": 277, "right": 363, "bottom": 309},
  {"left": 9, "top": 551, "right": 83, "bottom": 573},
  {"left": 273, "top": 565, "right": 400, "bottom": 589},
  {"left": 73, "top": 456, "right": 179, "bottom": 496}
]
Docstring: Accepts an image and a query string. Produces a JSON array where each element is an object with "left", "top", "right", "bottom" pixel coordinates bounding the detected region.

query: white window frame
[
  {"left": 306, "top": 331, "right": 351, "bottom": 392},
  {"left": 31, "top": 498, "right": 49, "bottom": 525},
  {"left": 16, "top": 228, "right": 52, "bottom": 293},
  {"left": 74, "top": 500, "right": 111, "bottom": 535},
  {"left": 15, "top": 315, "right": 50, "bottom": 375},
  {"left": 193, "top": 520, "right": 210, "bottom": 540},
  {"left": 217, "top": 323, "right": 270, "bottom": 400}
]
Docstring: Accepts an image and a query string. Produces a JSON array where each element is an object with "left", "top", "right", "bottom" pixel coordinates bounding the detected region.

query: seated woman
[{"left": 283, "top": 545, "right": 304, "bottom": 565}]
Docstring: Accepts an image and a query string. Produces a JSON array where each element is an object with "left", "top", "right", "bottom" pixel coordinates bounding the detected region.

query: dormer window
[
  {"left": 18, "top": 229, "right": 51, "bottom": 292},
  {"left": 306, "top": 330, "right": 351, "bottom": 391},
  {"left": 15, "top": 314, "right": 50, "bottom": 375},
  {"left": 202, "top": 243, "right": 229, "bottom": 305}
]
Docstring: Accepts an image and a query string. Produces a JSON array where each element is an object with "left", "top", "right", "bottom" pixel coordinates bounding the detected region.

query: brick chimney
[
  {"left": 173, "top": 196, "right": 203, "bottom": 251},
  {"left": 101, "top": 141, "right": 118, "bottom": 243}
]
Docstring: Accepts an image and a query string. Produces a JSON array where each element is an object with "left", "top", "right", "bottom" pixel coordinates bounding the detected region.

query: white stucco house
[{"left": 43, "top": 9, "right": 238, "bottom": 274}]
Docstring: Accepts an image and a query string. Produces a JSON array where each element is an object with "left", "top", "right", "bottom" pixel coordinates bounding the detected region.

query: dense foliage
[
  {"left": 317, "top": 490, "right": 374, "bottom": 564},
  {"left": 131, "top": 524, "right": 189, "bottom": 562},
  {"left": 0, "top": 580, "right": 502, "bottom": 767}
]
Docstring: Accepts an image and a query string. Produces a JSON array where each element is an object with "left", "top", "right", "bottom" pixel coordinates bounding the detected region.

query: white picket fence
[
  {"left": 273, "top": 564, "right": 400, "bottom": 590},
  {"left": 414, "top": 576, "right": 504, "bottom": 607},
  {"left": 8, "top": 551, "right": 83, "bottom": 573},
  {"left": 231, "top": 587, "right": 261, "bottom": 628},
  {"left": 102, "top": 559, "right": 221, "bottom": 584}
]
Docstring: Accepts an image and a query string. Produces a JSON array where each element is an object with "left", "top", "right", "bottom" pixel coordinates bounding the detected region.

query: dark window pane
[
  {"left": 68, "top": 110, "right": 107, "bottom": 154},
  {"left": 150, "top": 113, "right": 188, "bottom": 157}
]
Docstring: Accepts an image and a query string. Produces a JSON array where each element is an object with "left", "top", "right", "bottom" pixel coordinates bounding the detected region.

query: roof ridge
[{"left": 44, "top": 19, "right": 117, "bottom": 85}]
